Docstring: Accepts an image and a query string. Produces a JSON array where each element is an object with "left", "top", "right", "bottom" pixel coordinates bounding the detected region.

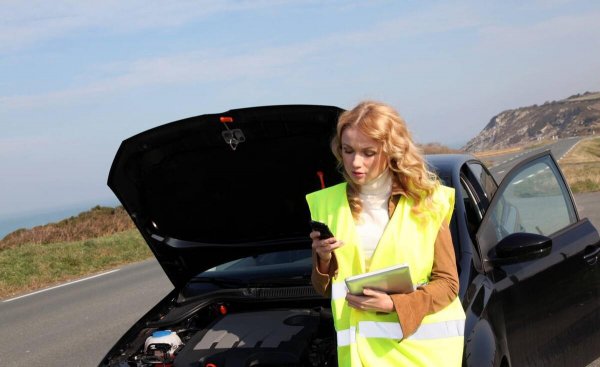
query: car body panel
[
  {"left": 498, "top": 219, "right": 600, "bottom": 366},
  {"left": 108, "top": 105, "right": 344, "bottom": 288},
  {"left": 475, "top": 151, "right": 600, "bottom": 366},
  {"left": 102, "top": 106, "right": 600, "bottom": 367}
]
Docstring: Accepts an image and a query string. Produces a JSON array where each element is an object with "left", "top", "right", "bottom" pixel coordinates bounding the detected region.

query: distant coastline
[{"left": 0, "top": 199, "right": 120, "bottom": 239}]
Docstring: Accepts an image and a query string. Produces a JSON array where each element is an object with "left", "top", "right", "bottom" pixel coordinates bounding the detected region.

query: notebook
[{"left": 345, "top": 263, "right": 414, "bottom": 295}]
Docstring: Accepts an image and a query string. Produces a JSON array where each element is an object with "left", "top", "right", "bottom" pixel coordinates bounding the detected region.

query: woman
[{"left": 306, "top": 101, "right": 465, "bottom": 366}]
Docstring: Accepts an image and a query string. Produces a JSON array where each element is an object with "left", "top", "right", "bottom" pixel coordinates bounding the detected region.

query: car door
[{"left": 476, "top": 151, "right": 600, "bottom": 366}]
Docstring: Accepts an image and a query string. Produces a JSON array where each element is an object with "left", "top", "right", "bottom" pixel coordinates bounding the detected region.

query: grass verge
[
  {"left": 3, "top": 138, "right": 598, "bottom": 300},
  {"left": 560, "top": 137, "right": 600, "bottom": 193},
  {"left": 0, "top": 229, "right": 151, "bottom": 299}
]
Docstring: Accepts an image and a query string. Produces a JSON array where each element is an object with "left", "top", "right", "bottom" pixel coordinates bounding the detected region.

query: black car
[{"left": 101, "top": 105, "right": 600, "bottom": 367}]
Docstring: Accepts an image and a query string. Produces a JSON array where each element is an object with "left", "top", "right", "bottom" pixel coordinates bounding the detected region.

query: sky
[{"left": 2, "top": 0, "right": 600, "bottom": 235}]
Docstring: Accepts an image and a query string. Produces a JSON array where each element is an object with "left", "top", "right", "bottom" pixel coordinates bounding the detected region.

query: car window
[
  {"left": 464, "top": 161, "right": 497, "bottom": 212},
  {"left": 477, "top": 155, "right": 577, "bottom": 254},
  {"left": 460, "top": 175, "right": 483, "bottom": 241},
  {"left": 206, "top": 249, "right": 312, "bottom": 272},
  {"left": 435, "top": 174, "right": 461, "bottom": 262}
]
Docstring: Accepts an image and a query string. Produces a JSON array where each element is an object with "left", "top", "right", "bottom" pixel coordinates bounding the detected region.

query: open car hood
[{"left": 108, "top": 105, "right": 344, "bottom": 288}]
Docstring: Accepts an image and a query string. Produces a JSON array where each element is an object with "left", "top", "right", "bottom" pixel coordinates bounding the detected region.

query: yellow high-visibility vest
[{"left": 306, "top": 183, "right": 465, "bottom": 367}]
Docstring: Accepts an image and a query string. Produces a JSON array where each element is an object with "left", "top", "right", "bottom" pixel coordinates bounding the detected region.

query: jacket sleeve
[
  {"left": 311, "top": 250, "right": 339, "bottom": 297},
  {"left": 389, "top": 221, "right": 459, "bottom": 338}
]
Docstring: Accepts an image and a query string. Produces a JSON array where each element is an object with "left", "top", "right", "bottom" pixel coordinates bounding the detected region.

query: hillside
[
  {"left": 0, "top": 205, "right": 135, "bottom": 250},
  {"left": 464, "top": 91, "right": 600, "bottom": 152},
  {"left": 420, "top": 142, "right": 463, "bottom": 154}
]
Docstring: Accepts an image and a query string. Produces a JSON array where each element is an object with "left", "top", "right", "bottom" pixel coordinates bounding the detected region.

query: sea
[{"left": 0, "top": 198, "right": 120, "bottom": 239}]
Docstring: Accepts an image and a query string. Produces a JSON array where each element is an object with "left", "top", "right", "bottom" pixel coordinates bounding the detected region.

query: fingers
[
  {"left": 362, "top": 288, "right": 386, "bottom": 297},
  {"left": 345, "top": 289, "right": 393, "bottom": 313},
  {"left": 345, "top": 293, "right": 364, "bottom": 309},
  {"left": 346, "top": 297, "right": 371, "bottom": 311},
  {"left": 315, "top": 242, "right": 343, "bottom": 259},
  {"left": 362, "top": 288, "right": 374, "bottom": 296},
  {"left": 310, "top": 233, "right": 343, "bottom": 253},
  {"left": 310, "top": 231, "right": 337, "bottom": 244}
]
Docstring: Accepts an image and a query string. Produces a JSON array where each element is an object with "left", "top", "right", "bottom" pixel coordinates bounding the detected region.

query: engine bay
[{"left": 103, "top": 297, "right": 336, "bottom": 367}]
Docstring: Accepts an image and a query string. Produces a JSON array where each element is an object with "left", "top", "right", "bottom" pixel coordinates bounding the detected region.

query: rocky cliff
[{"left": 463, "top": 92, "right": 600, "bottom": 152}]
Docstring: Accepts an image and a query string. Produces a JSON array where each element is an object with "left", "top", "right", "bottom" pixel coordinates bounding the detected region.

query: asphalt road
[
  {"left": 3, "top": 188, "right": 598, "bottom": 367},
  {"left": 487, "top": 137, "right": 582, "bottom": 182},
  {"left": 483, "top": 137, "right": 600, "bottom": 229},
  {"left": 0, "top": 259, "right": 172, "bottom": 367},
  {"left": 574, "top": 191, "right": 600, "bottom": 230},
  {"left": 1, "top": 137, "right": 598, "bottom": 366}
]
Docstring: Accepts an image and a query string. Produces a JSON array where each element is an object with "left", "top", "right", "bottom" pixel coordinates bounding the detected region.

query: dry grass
[
  {"left": 526, "top": 139, "right": 559, "bottom": 150},
  {"left": 471, "top": 139, "right": 559, "bottom": 159},
  {"left": 420, "top": 142, "right": 463, "bottom": 155},
  {"left": 473, "top": 146, "right": 522, "bottom": 158},
  {"left": 0, "top": 229, "right": 151, "bottom": 299},
  {"left": 0, "top": 205, "right": 148, "bottom": 299},
  {"left": 566, "top": 91, "right": 600, "bottom": 102},
  {"left": 559, "top": 137, "right": 600, "bottom": 193},
  {"left": 3, "top": 137, "right": 593, "bottom": 299},
  {"left": 0, "top": 205, "right": 135, "bottom": 250}
]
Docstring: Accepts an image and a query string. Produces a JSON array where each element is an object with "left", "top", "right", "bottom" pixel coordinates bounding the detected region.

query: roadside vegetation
[
  {"left": 0, "top": 205, "right": 134, "bottom": 250},
  {"left": 560, "top": 137, "right": 600, "bottom": 193},
  {"left": 0, "top": 142, "right": 461, "bottom": 299},
  {"left": 0, "top": 206, "right": 151, "bottom": 299},
  {"left": 2, "top": 139, "right": 596, "bottom": 299},
  {"left": 420, "top": 142, "right": 463, "bottom": 154},
  {"left": 470, "top": 137, "right": 600, "bottom": 193}
]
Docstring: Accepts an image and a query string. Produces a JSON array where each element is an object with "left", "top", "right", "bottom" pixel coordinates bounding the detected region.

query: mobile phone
[{"left": 309, "top": 220, "right": 334, "bottom": 240}]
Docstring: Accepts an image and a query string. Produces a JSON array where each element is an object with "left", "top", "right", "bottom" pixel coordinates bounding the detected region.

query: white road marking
[
  {"left": 558, "top": 139, "right": 582, "bottom": 161},
  {"left": 2, "top": 269, "right": 121, "bottom": 303}
]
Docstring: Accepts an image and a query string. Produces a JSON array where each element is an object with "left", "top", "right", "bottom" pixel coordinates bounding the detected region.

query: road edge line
[{"left": 2, "top": 269, "right": 121, "bottom": 303}]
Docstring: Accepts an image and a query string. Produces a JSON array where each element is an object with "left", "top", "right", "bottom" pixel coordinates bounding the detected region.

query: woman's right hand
[{"left": 310, "top": 231, "right": 344, "bottom": 265}]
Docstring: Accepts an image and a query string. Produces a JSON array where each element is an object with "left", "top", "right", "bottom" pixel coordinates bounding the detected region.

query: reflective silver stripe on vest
[
  {"left": 337, "top": 326, "right": 356, "bottom": 347},
  {"left": 408, "top": 319, "right": 465, "bottom": 340},
  {"left": 359, "top": 320, "right": 403, "bottom": 339},
  {"left": 336, "top": 319, "right": 465, "bottom": 346},
  {"left": 332, "top": 282, "right": 348, "bottom": 300}
]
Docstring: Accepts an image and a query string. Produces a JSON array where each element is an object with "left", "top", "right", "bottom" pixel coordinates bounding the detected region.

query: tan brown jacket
[{"left": 311, "top": 192, "right": 460, "bottom": 338}]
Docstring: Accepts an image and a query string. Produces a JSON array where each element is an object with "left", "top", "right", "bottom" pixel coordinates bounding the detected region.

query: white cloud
[
  {"left": 1, "top": 2, "right": 482, "bottom": 110},
  {"left": 336, "top": 2, "right": 481, "bottom": 44},
  {"left": 3, "top": 2, "right": 596, "bottom": 112},
  {"left": 1, "top": 44, "right": 312, "bottom": 108},
  {"left": 479, "top": 10, "right": 600, "bottom": 48},
  {"left": 0, "top": 0, "right": 297, "bottom": 52}
]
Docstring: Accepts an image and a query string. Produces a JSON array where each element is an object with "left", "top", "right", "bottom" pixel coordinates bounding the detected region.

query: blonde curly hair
[{"left": 331, "top": 101, "right": 440, "bottom": 219}]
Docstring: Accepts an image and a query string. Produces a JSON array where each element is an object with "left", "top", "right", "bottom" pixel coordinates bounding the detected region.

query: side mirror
[{"left": 488, "top": 232, "right": 552, "bottom": 265}]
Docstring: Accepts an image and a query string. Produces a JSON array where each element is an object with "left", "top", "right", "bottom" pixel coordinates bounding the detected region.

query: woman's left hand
[{"left": 345, "top": 288, "right": 394, "bottom": 313}]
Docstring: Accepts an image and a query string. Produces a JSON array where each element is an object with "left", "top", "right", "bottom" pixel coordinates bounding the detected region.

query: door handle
[{"left": 583, "top": 246, "right": 600, "bottom": 266}]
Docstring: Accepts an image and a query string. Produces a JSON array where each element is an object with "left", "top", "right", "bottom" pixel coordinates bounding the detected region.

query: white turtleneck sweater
[{"left": 355, "top": 169, "right": 393, "bottom": 270}]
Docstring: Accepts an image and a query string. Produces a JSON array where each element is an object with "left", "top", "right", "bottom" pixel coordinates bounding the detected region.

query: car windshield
[{"left": 202, "top": 249, "right": 313, "bottom": 273}]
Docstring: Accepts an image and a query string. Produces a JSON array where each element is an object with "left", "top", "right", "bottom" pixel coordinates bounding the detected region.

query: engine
[{"left": 106, "top": 305, "right": 336, "bottom": 367}]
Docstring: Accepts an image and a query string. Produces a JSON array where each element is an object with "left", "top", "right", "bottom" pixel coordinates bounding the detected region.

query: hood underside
[{"left": 108, "top": 105, "right": 344, "bottom": 288}]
